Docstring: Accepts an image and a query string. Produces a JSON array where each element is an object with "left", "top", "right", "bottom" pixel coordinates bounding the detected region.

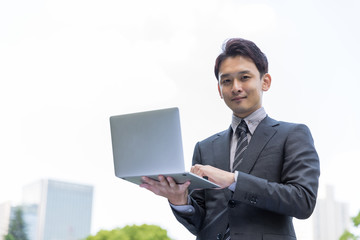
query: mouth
[{"left": 231, "top": 96, "right": 246, "bottom": 101}]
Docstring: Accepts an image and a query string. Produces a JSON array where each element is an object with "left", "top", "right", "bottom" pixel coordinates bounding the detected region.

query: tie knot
[{"left": 237, "top": 120, "right": 248, "bottom": 135}]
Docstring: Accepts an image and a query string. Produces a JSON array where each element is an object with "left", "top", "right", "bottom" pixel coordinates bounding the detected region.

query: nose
[{"left": 232, "top": 79, "right": 243, "bottom": 93}]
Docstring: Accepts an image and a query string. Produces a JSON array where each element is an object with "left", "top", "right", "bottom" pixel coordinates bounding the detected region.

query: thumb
[{"left": 180, "top": 180, "right": 191, "bottom": 191}]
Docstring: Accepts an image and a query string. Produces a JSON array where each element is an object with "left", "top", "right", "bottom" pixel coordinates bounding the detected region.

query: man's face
[{"left": 217, "top": 55, "right": 271, "bottom": 118}]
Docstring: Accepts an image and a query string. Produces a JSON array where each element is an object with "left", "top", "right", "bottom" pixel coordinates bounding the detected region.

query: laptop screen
[{"left": 110, "top": 108, "right": 185, "bottom": 177}]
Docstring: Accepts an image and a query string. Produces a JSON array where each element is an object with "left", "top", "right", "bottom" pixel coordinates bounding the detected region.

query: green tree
[
  {"left": 4, "top": 206, "right": 28, "bottom": 240},
  {"left": 340, "top": 211, "right": 360, "bottom": 240},
  {"left": 86, "top": 224, "right": 171, "bottom": 240}
]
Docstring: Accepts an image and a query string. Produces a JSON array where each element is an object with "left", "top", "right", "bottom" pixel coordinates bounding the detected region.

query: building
[
  {"left": 312, "top": 185, "right": 350, "bottom": 240},
  {"left": 1, "top": 179, "right": 93, "bottom": 240}
]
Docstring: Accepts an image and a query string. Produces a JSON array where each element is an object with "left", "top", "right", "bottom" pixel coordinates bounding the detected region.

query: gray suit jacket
[{"left": 172, "top": 116, "right": 320, "bottom": 240}]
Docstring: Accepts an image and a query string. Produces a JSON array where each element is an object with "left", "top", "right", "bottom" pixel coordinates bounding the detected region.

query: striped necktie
[
  {"left": 232, "top": 120, "right": 249, "bottom": 172},
  {"left": 224, "top": 120, "right": 249, "bottom": 240}
]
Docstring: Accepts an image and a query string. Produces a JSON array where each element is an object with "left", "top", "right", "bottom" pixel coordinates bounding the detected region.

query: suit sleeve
[
  {"left": 170, "top": 142, "right": 206, "bottom": 235},
  {"left": 233, "top": 123, "right": 320, "bottom": 219}
]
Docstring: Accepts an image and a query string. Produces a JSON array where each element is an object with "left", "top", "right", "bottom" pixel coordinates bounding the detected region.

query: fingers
[
  {"left": 191, "top": 164, "right": 209, "bottom": 178},
  {"left": 141, "top": 175, "right": 168, "bottom": 186},
  {"left": 167, "top": 176, "right": 177, "bottom": 188},
  {"left": 140, "top": 175, "right": 168, "bottom": 192},
  {"left": 158, "top": 175, "right": 170, "bottom": 187},
  {"left": 180, "top": 180, "right": 191, "bottom": 191},
  {"left": 140, "top": 175, "right": 191, "bottom": 205},
  {"left": 190, "top": 165, "right": 235, "bottom": 188},
  {"left": 140, "top": 175, "right": 190, "bottom": 194},
  {"left": 191, "top": 164, "right": 200, "bottom": 175}
]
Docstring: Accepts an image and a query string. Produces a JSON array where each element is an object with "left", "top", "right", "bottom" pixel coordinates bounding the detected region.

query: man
[{"left": 140, "top": 38, "right": 320, "bottom": 240}]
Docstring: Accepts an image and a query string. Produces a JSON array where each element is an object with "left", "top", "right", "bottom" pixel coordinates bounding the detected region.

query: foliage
[
  {"left": 353, "top": 212, "right": 360, "bottom": 227},
  {"left": 85, "top": 224, "right": 171, "bottom": 240},
  {"left": 4, "top": 235, "right": 15, "bottom": 240},
  {"left": 340, "top": 211, "right": 360, "bottom": 240},
  {"left": 4, "top": 207, "right": 28, "bottom": 240}
]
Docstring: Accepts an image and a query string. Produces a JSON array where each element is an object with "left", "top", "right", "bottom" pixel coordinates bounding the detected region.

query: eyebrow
[{"left": 219, "top": 70, "right": 252, "bottom": 79}]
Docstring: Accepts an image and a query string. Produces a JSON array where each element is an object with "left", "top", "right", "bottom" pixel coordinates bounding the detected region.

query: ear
[
  {"left": 217, "top": 83, "right": 223, "bottom": 99},
  {"left": 262, "top": 73, "right": 271, "bottom": 92}
]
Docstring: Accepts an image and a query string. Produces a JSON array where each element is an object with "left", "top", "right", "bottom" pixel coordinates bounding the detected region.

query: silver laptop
[{"left": 110, "top": 107, "right": 220, "bottom": 189}]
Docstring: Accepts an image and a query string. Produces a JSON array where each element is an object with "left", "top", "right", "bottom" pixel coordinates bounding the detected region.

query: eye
[
  {"left": 221, "top": 79, "right": 232, "bottom": 85},
  {"left": 241, "top": 75, "right": 250, "bottom": 81}
]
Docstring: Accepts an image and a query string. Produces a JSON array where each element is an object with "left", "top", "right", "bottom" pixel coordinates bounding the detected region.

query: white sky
[{"left": 1, "top": 0, "right": 360, "bottom": 239}]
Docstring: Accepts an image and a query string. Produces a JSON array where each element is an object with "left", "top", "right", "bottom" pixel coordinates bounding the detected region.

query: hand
[
  {"left": 140, "top": 175, "right": 190, "bottom": 205},
  {"left": 191, "top": 164, "right": 235, "bottom": 188}
]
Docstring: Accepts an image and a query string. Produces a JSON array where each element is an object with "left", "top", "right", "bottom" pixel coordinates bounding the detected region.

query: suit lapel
[
  {"left": 210, "top": 127, "right": 233, "bottom": 200},
  {"left": 236, "top": 116, "right": 279, "bottom": 173},
  {"left": 212, "top": 126, "right": 232, "bottom": 172}
]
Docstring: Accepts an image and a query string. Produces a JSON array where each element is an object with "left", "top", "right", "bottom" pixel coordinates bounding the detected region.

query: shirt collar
[{"left": 231, "top": 107, "right": 267, "bottom": 135}]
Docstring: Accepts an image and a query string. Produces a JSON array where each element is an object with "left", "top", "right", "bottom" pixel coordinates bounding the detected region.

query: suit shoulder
[
  {"left": 278, "top": 121, "right": 311, "bottom": 132},
  {"left": 198, "top": 128, "right": 230, "bottom": 144},
  {"left": 266, "top": 116, "right": 310, "bottom": 131}
]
